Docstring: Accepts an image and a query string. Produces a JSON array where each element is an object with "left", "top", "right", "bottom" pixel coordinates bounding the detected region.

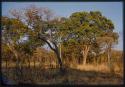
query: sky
[{"left": 2, "top": 2, "right": 123, "bottom": 51}]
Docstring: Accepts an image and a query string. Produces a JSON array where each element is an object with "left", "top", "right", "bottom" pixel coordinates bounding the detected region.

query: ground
[{"left": 1, "top": 66, "right": 123, "bottom": 85}]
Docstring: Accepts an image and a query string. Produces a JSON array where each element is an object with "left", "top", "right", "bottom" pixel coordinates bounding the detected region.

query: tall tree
[
  {"left": 60, "top": 11, "right": 118, "bottom": 65},
  {"left": 8, "top": 5, "right": 65, "bottom": 72},
  {"left": 2, "top": 16, "right": 28, "bottom": 82}
]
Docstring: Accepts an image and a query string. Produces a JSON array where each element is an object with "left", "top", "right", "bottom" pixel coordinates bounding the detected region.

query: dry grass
[
  {"left": 1, "top": 67, "right": 123, "bottom": 85},
  {"left": 2, "top": 62, "right": 41, "bottom": 68},
  {"left": 1, "top": 61, "right": 123, "bottom": 85},
  {"left": 76, "top": 64, "right": 110, "bottom": 73},
  {"left": 2, "top": 61, "right": 123, "bottom": 76},
  {"left": 74, "top": 64, "right": 123, "bottom": 77}
]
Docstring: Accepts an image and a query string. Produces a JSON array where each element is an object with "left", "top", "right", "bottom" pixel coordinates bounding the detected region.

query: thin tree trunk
[
  {"left": 107, "top": 43, "right": 113, "bottom": 73},
  {"left": 94, "top": 57, "right": 96, "bottom": 65},
  {"left": 6, "top": 59, "right": 8, "bottom": 70},
  {"left": 28, "top": 58, "right": 30, "bottom": 68},
  {"left": 6, "top": 43, "right": 22, "bottom": 82},
  {"left": 34, "top": 60, "right": 35, "bottom": 68},
  {"left": 107, "top": 49, "right": 111, "bottom": 66},
  {"left": 5, "top": 59, "right": 8, "bottom": 77},
  {"left": 82, "top": 45, "right": 90, "bottom": 65}
]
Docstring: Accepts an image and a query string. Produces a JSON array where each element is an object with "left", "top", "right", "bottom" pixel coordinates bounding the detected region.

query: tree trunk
[
  {"left": 34, "top": 60, "right": 36, "bottom": 68},
  {"left": 107, "top": 43, "right": 113, "bottom": 73},
  {"left": 7, "top": 43, "right": 20, "bottom": 68},
  {"left": 5, "top": 59, "right": 8, "bottom": 77},
  {"left": 38, "top": 37, "right": 64, "bottom": 72},
  {"left": 6, "top": 43, "right": 22, "bottom": 82},
  {"left": 28, "top": 58, "right": 30, "bottom": 68},
  {"left": 55, "top": 48, "right": 63, "bottom": 71},
  {"left": 82, "top": 45, "right": 90, "bottom": 65},
  {"left": 107, "top": 48, "right": 111, "bottom": 66},
  {"left": 6, "top": 59, "right": 8, "bottom": 70}
]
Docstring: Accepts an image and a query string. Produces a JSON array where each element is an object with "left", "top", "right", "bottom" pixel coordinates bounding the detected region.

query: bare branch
[{"left": 9, "top": 9, "right": 23, "bottom": 20}]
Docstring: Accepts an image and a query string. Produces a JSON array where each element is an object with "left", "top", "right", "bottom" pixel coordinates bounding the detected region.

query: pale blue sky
[{"left": 2, "top": 2, "right": 123, "bottom": 50}]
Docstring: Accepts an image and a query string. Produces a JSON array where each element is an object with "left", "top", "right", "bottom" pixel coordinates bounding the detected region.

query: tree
[
  {"left": 2, "top": 16, "right": 27, "bottom": 63},
  {"left": 37, "top": 18, "right": 64, "bottom": 71},
  {"left": 7, "top": 5, "right": 65, "bottom": 72},
  {"left": 2, "top": 5, "right": 119, "bottom": 73},
  {"left": 96, "top": 32, "right": 119, "bottom": 72},
  {"left": 60, "top": 11, "right": 118, "bottom": 65},
  {"left": 2, "top": 16, "right": 28, "bottom": 82}
]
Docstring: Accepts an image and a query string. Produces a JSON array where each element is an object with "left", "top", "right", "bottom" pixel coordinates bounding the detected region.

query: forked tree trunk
[
  {"left": 82, "top": 45, "right": 90, "bottom": 65},
  {"left": 38, "top": 36, "right": 64, "bottom": 72}
]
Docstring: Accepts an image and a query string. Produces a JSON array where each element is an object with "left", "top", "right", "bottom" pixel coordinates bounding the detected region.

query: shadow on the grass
[{"left": 1, "top": 67, "right": 123, "bottom": 85}]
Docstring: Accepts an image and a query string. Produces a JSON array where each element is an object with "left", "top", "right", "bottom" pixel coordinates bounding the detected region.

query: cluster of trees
[{"left": 2, "top": 5, "right": 120, "bottom": 74}]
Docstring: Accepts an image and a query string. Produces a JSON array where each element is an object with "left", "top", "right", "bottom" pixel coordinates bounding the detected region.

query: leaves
[{"left": 2, "top": 6, "right": 119, "bottom": 68}]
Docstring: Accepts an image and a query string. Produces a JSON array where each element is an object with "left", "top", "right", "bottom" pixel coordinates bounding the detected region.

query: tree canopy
[{"left": 2, "top": 5, "right": 119, "bottom": 70}]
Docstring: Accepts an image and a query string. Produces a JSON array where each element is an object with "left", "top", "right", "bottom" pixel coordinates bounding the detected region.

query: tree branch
[
  {"left": 52, "top": 41, "right": 58, "bottom": 49},
  {"left": 38, "top": 35, "right": 56, "bottom": 51},
  {"left": 6, "top": 42, "right": 18, "bottom": 59}
]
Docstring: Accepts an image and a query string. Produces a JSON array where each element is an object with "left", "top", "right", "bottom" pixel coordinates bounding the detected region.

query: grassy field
[{"left": 1, "top": 61, "right": 123, "bottom": 85}]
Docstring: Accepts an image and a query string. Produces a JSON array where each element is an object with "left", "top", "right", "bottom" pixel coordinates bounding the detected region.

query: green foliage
[
  {"left": 60, "top": 11, "right": 116, "bottom": 46},
  {"left": 2, "top": 17, "right": 27, "bottom": 42},
  {"left": 2, "top": 6, "right": 119, "bottom": 68}
]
